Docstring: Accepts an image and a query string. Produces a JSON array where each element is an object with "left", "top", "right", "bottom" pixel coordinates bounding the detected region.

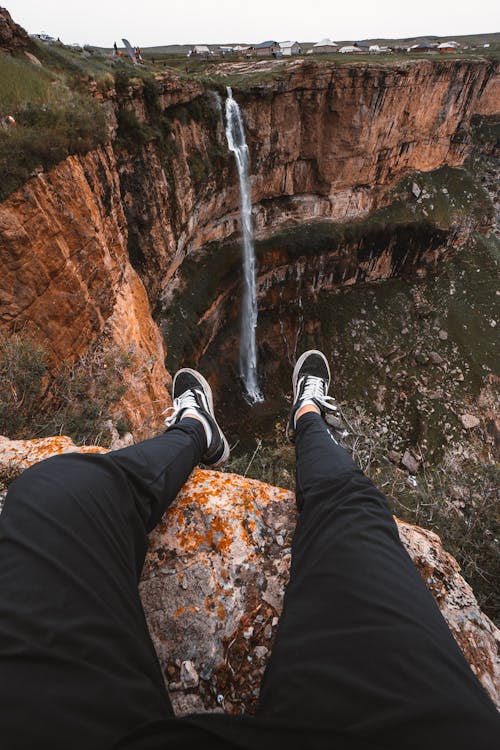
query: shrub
[
  {"left": 0, "top": 333, "right": 49, "bottom": 437},
  {"left": 0, "top": 332, "right": 133, "bottom": 446},
  {"left": 115, "top": 107, "right": 159, "bottom": 149}
]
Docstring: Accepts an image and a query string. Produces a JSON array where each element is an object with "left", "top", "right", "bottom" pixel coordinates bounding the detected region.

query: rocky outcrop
[
  {"left": 0, "top": 146, "right": 169, "bottom": 437},
  {"left": 0, "top": 7, "right": 28, "bottom": 53},
  {"left": 1, "top": 434, "right": 498, "bottom": 713}
]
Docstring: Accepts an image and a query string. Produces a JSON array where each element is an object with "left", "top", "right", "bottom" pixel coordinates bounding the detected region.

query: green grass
[
  {"left": 0, "top": 53, "right": 55, "bottom": 110},
  {"left": 0, "top": 46, "right": 108, "bottom": 201}
]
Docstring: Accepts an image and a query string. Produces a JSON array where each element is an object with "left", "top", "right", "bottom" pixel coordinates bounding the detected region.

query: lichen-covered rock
[{"left": 0, "top": 435, "right": 498, "bottom": 713}]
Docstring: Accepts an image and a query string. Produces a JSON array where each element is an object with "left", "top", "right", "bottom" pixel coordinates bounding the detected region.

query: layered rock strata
[
  {"left": 0, "top": 60, "right": 498, "bottom": 434},
  {"left": 0, "top": 434, "right": 498, "bottom": 714}
]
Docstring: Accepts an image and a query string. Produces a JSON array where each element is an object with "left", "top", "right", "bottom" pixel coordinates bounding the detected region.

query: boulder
[
  {"left": 0, "top": 7, "right": 29, "bottom": 53},
  {"left": 0, "top": 434, "right": 498, "bottom": 713}
]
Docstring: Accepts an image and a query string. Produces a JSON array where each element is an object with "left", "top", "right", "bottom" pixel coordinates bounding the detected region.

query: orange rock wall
[
  {"left": 0, "top": 60, "right": 497, "bottom": 437},
  {"left": 0, "top": 145, "right": 169, "bottom": 437}
]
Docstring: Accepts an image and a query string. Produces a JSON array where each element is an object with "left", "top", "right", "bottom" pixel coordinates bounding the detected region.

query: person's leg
[
  {"left": 0, "top": 418, "right": 207, "bottom": 750},
  {"left": 258, "top": 352, "right": 499, "bottom": 748}
]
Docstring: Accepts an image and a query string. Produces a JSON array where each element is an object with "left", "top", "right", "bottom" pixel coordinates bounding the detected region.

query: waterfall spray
[{"left": 225, "top": 87, "right": 263, "bottom": 403}]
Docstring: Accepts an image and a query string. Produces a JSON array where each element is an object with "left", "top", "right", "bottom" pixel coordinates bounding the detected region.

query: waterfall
[{"left": 225, "top": 87, "right": 263, "bottom": 403}]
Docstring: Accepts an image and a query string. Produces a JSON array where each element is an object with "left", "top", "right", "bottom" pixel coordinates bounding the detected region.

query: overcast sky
[{"left": 6, "top": 0, "right": 499, "bottom": 47}]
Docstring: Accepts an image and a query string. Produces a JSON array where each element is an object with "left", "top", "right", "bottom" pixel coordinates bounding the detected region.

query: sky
[{"left": 6, "top": 0, "right": 500, "bottom": 47}]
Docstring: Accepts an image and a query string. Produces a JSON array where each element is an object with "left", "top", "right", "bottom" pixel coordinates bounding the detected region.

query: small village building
[
  {"left": 409, "top": 42, "right": 437, "bottom": 52},
  {"left": 354, "top": 41, "right": 370, "bottom": 51},
  {"left": 233, "top": 44, "right": 252, "bottom": 55},
  {"left": 437, "top": 41, "right": 460, "bottom": 52},
  {"left": 254, "top": 40, "right": 280, "bottom": 56},
  {"left": 369, "top": 44, "right": 391, "bottom": 53},
  {"left": 339, "top": 45, "right": 361, "bottom": 54},
  {"left": 279, "top": 40, "right": 302, "bottom": 56},
  {"left": 312, "top": 38, "right": 338, "bottom": 54},
  {"left": 189, "top": 45, "right": 212, "bottom": 58}
]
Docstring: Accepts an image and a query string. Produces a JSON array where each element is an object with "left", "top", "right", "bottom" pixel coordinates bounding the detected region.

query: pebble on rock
[
  {"left": 402, "top": 450, "right": 420, "bottom": 475},
  {"left": 180, "top": 660, "right": 199, "bottom": 688},
  {"left": 460, "top": 414, "right": 480, "bottom": 429}
]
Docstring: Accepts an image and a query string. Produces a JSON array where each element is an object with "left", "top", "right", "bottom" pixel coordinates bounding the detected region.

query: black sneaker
[
  {"left": 287, "top": 350, "right": 338, "bottom": 441},
  {"left": 164, "top": 368, "right": 230, "bottom": 467}
]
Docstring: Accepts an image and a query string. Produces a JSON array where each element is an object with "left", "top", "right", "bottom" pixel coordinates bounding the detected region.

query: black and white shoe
[
  {"left": 287, "top": 350, "right": 339, "bottom": 441},
  {"left": 164, "top": 368, "right": 230, "bottom": 467}
]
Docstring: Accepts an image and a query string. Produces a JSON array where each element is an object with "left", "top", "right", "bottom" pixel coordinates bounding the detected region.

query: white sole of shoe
[
  {"left": 174, "top": 368, "right": 230, "bottom": 467},
  {"left": 292, "top": 349, "right": 331, "bottom": 400}
]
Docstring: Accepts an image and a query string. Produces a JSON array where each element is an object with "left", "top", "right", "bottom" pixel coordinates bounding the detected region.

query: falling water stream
[{"left": 225, "top": 87, "right": 263, "bottom": 403}]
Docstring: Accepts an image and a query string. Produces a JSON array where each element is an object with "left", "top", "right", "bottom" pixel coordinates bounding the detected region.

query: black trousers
[{"left": 0, "top": 414, "right": 498, "bottom": 750}]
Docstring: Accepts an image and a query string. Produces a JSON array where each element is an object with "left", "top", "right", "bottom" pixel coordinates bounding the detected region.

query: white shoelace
[
  {"left": 163, "top": 389, "right": 213, "bottom": 447},
  {"left": 163, "top": 390, "right": 200, "bottom": 428},
  {"left": 297, "top": 375, "right": 338, "bottom": 415}
]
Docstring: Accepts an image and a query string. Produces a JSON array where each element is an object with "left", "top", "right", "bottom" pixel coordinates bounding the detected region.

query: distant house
[
  {"left": 339, "top": 45, "right": 361, "bottom": 54},
  {"left": 409, "top": 42, "right": 437, "bottom": 52},
  {"left": 312, "top": 38, "right": 338, "bottom": 54},
  {"left": 31, "top": 32, "right": 56, "bottom": 42},
  {"left": 369, "top": 44, "right": 391, "bottom": 53},
  {"left": 354, "top": 41, "right": 370, "bottom": 51},
  {"left": 218, "top": 46, "right": 234, "bottom": 55},
  {"left": 233, "top": 44, "right": 252, "bottom": 55},
  {"left": 279, "top": 41, "right": 302, "bottom": 56},
  {"left": 437, "top": 41, "right": 460, "bottom": 52},
  {"left": 189, "top": 45, "right": 212, "bottom": 58},
  {"left": 254, "top": 40, "right": 280, "bottom": 56}
]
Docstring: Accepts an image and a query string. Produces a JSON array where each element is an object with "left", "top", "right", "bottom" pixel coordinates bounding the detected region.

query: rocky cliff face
[
  {"left": 0, "top": 146, "right": 169, "bottom": 437},
  {"left": 0, "top": 59, "right": 498, "bottom": 435},
  {"left": 1, "top": 434, "right": 498, "bottom": 713},
  {"left": 0, "top": 6, "right": 28, "bottom": 53}
]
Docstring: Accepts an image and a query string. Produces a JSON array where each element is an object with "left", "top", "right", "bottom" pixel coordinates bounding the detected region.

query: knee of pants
[
  {"left": 4, "top": 453, "right": 113, "bottom": 519},
  {"left": 300, "top": 470, "right": 393, "bottom": 519}
]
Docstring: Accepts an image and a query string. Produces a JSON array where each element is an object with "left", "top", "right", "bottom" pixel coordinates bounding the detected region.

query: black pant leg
[
  {"left": 0, "top": 419, "right": 205, "bottom": 750},
  {"left": 257, "top": 413, "right": 499, "bottom": 748}
]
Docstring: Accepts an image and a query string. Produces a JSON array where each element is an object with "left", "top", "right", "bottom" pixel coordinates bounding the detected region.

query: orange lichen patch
[
  {"left": 174, "top": 606, "right": 185, "bottom": 618},
  {"left": 0, "top": 435, "right": 107, "bottom": 473},
  {"left": 451, "top": 624, "right": 494, "bottom": 679},
  {"left": 217, "top": 602, "right": 226, "bottom": 620}
]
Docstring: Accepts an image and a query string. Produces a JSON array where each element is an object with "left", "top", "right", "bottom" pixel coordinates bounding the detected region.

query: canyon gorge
[
  {"left": 0, "top": 10, "right": 499, "bottom": 709},
  {"left": 0, "top": 57, "right": 498, "bottom": 436}
]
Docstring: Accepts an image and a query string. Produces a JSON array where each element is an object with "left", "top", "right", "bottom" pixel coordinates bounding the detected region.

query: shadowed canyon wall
[{"left": 0, "top": 59, "right": 498, "bottom": 435}]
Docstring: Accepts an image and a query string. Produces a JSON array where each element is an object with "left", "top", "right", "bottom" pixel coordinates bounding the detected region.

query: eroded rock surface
[
  {"left": 0, "top": 60, "right": 498, "bottom": 438},
  {"left": 1, "top": 434, "right": 498, "bottom": 713},
  {"left": 0, "top": 7, "right": 28, "bottom": 53},
  {"left": 0, "top": 146, "right": 170, "bottom": 438}
]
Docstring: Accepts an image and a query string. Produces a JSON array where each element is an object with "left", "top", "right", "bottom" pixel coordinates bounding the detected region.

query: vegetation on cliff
[
  {"left": 0, "top": 333, "right": 132, "bottom": 445},
  {"left": 0, "top": 42, "right": 110, "bottom": 199}
]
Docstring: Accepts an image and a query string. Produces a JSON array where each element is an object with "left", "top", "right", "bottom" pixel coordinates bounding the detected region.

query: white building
[
  {"left": 312, "top": 38, "right": 338, "bottom": 54},
  {"left": 189, "top": 45, "right": 212, "bottom": 57},
  {"left": 279, "top": 41, "right": 302, "bottom": 56},
  {"left": 369, "top": 44, "right": 391, "bottom": 53},
  {"left": 339, "top": 45, "right": 360, "bottom": 54}
]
